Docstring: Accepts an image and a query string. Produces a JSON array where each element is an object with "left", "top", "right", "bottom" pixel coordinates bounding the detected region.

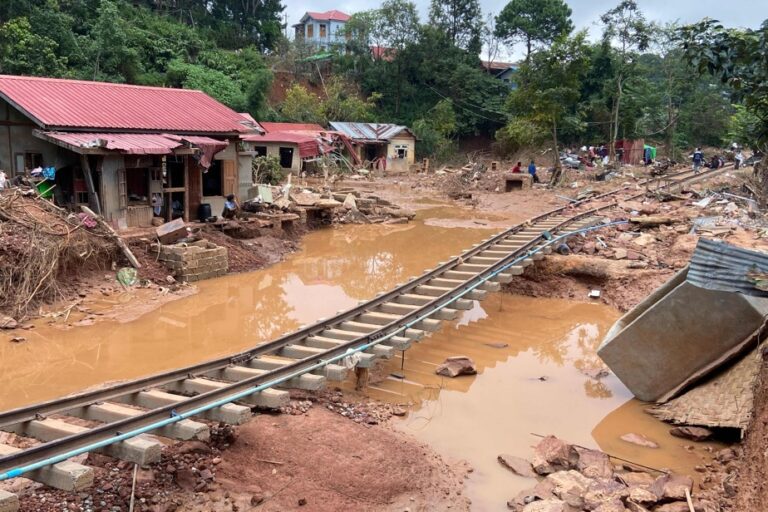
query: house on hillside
[
  {"left": 293, "top": 10, "right": 350, "bottom": 50},
  {"left": 0, "top": 75, "right": 255, "bottom": 227},
  {"left": 243, "top": 121, "right": 361, "bottom": 173},
  {"left": 329, "top": 122, "right": 416, "bottom": 172},
  {"left": 481, "top": 60, "right": 519, "bottom": 89}
]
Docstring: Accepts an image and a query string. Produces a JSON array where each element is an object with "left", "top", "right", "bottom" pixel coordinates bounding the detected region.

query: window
[
  {"left": 306, "top": 24, "right": 314, "bottom": 38},
  {"left": 319, "top": 24, "right": 326, "bottom": 37},
  {"left": 202, "top": 160, "right": 223, "bottom": 196},
  {"left": 14, "top": 152, "right": 43, "bottom": 176},
  {"left": 126, "top": 168, "right": 150, "bottom": 205},
  {"left": 279, "top": 147, "right": 294, "bottom": 169},
  {"left": 394, "top": 145, "right": 408, "bottom": 159},
  {"left": 254, "top": 146, "right": 267, "bottom": 157}
]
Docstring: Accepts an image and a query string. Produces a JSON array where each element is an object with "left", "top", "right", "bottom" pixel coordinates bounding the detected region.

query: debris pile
[
  {"left": 0, "top": 190, "right": 116, "bottom": 321},
  {"left": 504, "top": 435, "right": 723, "bottom": 512}
]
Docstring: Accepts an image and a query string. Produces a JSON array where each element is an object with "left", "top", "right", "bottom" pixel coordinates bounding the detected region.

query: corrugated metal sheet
[
  {"left": 38, "top": 132, "right": 228, "bottom": 156},
  {"left": 687, "top": 238, "right": 768, "bottom": 296},
  {"left": 0, "top": 75, "right": 248, "bottom": 133},
  {"left": 305, "top": 10, "right": 350, "bottom": 21},
  {"left": 329, "top": 122, "right": 413, "bottom": 142},
  {"left": 259, "top": 122, "right": 325, "bottom": 133}
]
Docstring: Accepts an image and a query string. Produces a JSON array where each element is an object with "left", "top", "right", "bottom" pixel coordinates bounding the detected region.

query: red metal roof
[
  {"left": 0, "top": 75, "right": 248, "bottom": 134},
  {"left": 259, "top": 122, "right": 326, "bottom": 134},
  {"left": 35, "top": 131, "right": 228, "bottom": 155},
  {"left": 305, "top": 10, "right": 350, "bottom": 21}
]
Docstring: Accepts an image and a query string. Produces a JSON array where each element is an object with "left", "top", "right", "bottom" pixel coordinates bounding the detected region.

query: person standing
[
  {"left": 528, "top": 160, "right": 539, "bottom": 183},
  {"left": 511, "top": 161, "right": 522, "bottom": 173},
  {"left": 692, "top": 147, "right": 704, "bottom": 174}
]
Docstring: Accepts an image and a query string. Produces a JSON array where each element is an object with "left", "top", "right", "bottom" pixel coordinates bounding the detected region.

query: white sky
[{"left": 283, "top": 0, "right": 767, "bottom": 59}]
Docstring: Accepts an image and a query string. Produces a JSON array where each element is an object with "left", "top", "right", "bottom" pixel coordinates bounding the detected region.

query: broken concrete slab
[{"left": 155, "top": 218, "right": 187, "bottom": 244}]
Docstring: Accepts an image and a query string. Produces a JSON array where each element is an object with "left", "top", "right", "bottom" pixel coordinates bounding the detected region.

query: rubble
[{"left": 435, "top": 356, "right": 477, "bottom": 377}]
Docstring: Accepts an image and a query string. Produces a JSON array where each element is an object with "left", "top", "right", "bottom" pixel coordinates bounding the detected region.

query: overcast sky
[{"left": 283, "top": 0, "right": 767, "bottom": 58}]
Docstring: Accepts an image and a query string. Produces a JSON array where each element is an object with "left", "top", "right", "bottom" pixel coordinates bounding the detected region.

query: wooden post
[
  {"left": 80, "top": 155, "right": 102, "bottom": 216},
  {"left": 80, "top": 205, "right": 142, "bottom": 269}
]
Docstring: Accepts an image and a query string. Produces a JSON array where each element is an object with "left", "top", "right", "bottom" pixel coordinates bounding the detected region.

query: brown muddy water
[{"left": 0, "top": 204, "right": 719, "bottom": 511}]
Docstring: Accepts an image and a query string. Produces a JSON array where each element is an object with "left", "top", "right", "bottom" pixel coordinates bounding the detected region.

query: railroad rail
[{"left": 0, "top": 164, "right": 732, "bottom": 504}]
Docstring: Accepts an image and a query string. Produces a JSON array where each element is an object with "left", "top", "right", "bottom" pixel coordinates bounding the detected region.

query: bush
[{"left": 252, "top": 155, "right": 283, "bottom": 185}]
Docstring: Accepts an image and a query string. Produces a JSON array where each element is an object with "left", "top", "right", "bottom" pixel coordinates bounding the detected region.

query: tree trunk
[
  {"left": 609, "top": 74, "right": 623, "bottom": 161},
  {"left": 526, "top": 37, "right": 532, "bottom": 62},
  {"left": 549, "top": 117, "right": 563, "bottom": 186}
]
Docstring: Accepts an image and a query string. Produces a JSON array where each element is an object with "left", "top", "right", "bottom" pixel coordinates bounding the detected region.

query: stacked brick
[{"left": 151, "top": 240, "right": 228, "bottom": 282}]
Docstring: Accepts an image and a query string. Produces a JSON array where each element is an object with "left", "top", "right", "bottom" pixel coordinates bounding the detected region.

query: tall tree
[
  {"left": 428, "top": 0, "right": 483, "bottom": 53},
  {"left": 495, "top": 0, "right": 573, "bottom": 61},
  {"left": 600, "top": 0, "right": 651, "bottom": 158},
  {"left": 379, "top": 0, "right": 420, "bottom": 115},
  {"left": 507, "top": 32, "right": 590, "bottom": 179}
]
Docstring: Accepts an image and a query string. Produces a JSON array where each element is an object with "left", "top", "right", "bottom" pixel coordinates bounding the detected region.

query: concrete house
[
  {"left": 0, "top": 75, "right": 253, "bottom": 227},
  {"left": 481, "top": 61, "right": 519, "bottom": 89},
  {"left": 329, "top": 122, "right": 416, "bottom": 172},
  {"left": 293, "top": 10, "right": 350, "bottom": 50}
]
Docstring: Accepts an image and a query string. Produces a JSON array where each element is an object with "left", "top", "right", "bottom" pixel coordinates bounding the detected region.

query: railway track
[{"left": 0, "top": 164, "right": 731, "bottom": 503}]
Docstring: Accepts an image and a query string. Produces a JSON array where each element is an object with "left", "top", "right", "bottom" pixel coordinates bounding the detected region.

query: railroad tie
[
  {"left": 247, "top": 355, "right": 348, "bottom": 382},
  {"left": 112, "top": 389, "right": 251, "bottom": 425},
  {"left": 0, "top": 443, "right": 92, "bottom": 492},
  {"left": 163, "top": 378, "right": 289, "bottom": 409}
]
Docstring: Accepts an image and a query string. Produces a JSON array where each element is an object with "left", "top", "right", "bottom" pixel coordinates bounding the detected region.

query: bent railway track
[{"left": 0, "top": 165, "right": 731, "bottom": 498}]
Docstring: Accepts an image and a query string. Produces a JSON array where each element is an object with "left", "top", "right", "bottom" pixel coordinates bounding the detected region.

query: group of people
[
  {"left": 692, "top": 144, "right": 746, "bottom": 174},
  {"left": 510, "top": 160, "right": 540, "bottom": 183}
]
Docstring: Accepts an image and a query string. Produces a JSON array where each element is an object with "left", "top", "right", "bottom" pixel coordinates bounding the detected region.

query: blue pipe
[{"left": 0, "top": 219, "right": 627, "bottom": 481}]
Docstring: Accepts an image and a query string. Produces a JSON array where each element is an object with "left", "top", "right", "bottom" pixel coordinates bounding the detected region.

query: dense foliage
[{"left": 0, "top": 0, "right": 279, "bottom": 116}]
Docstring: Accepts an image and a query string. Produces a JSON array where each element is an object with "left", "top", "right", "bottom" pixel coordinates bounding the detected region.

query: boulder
[
  {"left": 669, "top": 426, "right": 713, "bottom": 442},
  {"left": 619, "top": 433, "right": 659, "bottom": 449},
  {"left": 0, "top": 315, "right": 17, "bottom": 329},
  {"left": 653, "top": 503, "right": 693, "bottom": 512},
  {"left": 593, "top": 499, "right": 628, "bottom": 512},
  {"left": 498, "top": 454, "right": 537, "bottom": 478},
  {"left": 624, "top": 501, "right": 651, "bottom": 512},
  {"left": 583, "top": 479, "right": 628, "bottom": 510},
  {"left": 651, "top": 473, "right": 693, "bottom": 501},
  {"left": 509, "top": 479, "right": 557, "bottom": 510},
  {"left": 547, "top": 470, "right": 593, "bottom": 508},
  {"left": 532, "top": 436, "right": 579, "bottom": 475},
  {"left": 435, "top": 356, "right": 477, "bottom": 377},
  {"left": 613, "top": 248, "right": 628, "bottom": 260},
  {"left": 577, "top": 449, "right": 614, "bottom": 479},
  {"left": 627, "top": 486, "right": 659, "bottom": 505},
  {"left": 617, "top": 472, "right": 656, "bottom": 488}
]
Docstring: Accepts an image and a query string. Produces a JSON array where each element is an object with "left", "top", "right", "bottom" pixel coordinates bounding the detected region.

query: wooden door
[
  {"left": 186, "top": 157, "right": 202, "bottom": 221},
  {"left": 222, "top": 160, "right": 237, "bottom": 197}
]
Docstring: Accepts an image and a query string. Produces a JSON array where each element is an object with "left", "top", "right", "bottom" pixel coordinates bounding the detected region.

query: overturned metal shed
[{"left": 598, "top": 239, "right": 768, "bottom": 403}]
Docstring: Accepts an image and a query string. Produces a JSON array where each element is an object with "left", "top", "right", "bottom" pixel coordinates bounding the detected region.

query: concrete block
[
  {"left": 0, "top": 444, "right": 92, "bottom": 492},
  {"left": 0, "top": 490, "right": 18, "bottom": 512},
  {"left": 69, "top": 402, "right": 209, "bottom": 441},
  {"left": 115, "top": 390, "right": 250, "bottom": 425}
]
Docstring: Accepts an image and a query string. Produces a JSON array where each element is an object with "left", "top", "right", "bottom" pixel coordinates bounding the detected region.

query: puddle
[
  {"left": 0, "top": 209, "right": 495, "bottom": 410},
  {"left": 362, "top": 294, "right": 722, "bottom": 511}
]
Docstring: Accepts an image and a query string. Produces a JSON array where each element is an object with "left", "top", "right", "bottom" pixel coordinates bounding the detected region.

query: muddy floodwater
[
  {"left": 0, "top": 204, "right": 720, "bottom": 512},
  {"left": 0, "top": 207, "right": 497, "bottom": 410},
  {"left": 367, "top": 294, "right": 722, "bottom": 511}
]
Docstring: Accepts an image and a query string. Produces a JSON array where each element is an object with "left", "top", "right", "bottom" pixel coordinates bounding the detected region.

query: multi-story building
[{"left": 293, "top": 10, "right": 350, "bottom": 50}]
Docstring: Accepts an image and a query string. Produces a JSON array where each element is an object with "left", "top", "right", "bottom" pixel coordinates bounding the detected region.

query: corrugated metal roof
[
  {"left": 0, "top": 75, "right": 248, "bottom": 134},
  {"left": 36, "top": 131, "right": 228, "bottom": 155},
  {"left": 259, "top": 122, "right": 326, "bottom": 134},
  {"left": 329, "top": 122, "right": 414, "bottom": 142},
  {"left": 687, "top": 238, "right": 768, "bottom": 296},
  {"left": 304, "top": 10, "right": 350, "bottom": 22}
]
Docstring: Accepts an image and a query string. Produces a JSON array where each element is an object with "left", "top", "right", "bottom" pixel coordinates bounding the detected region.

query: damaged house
[
  {"left": 0, "top": 75, "right": 254, "bottom": 227},
  {"left": 328, "top": 122, "right": 416, "bottom": 172}
]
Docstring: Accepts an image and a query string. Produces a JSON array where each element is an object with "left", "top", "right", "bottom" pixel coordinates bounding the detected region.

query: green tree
[
  {"left": 726, "top": 104, "right": 762, "bottom": 147},
  {"left": 507, "top": 32, "right": 590, "bottom": 176},
  {"left": 495, "top": 0, "right": 573, "bottom": 61},
  {"left": 412, "top": 99, "right": 458, "bottom": 160},
  {"left": 167, "top": 60, "right": 248, "bottom": 111},
  {"left": 280, "top": 84, "right": 325, "bottom": 123},
  {"left": 428, "top": 0, "right": 484, "bottom": 53},
  {"left": 678, "top": 19, "right": 768, "bottom": 146},
  {"left": 0, "top": 17, "right": 67, "bottom": 76},
  {"left": 91, "top": 0, "right": 140, "bottom": 82},
  {"left": 600, "top": 0, "right": 651, "bottom": 158}
]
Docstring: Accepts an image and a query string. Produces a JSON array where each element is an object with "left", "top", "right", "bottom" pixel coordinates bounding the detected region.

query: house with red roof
[
  {"left": 0, "top": 74, "right": 258, "bottom": 227},
  {"left": 293, "top": 10, "right": 350, "bottom": 49}
]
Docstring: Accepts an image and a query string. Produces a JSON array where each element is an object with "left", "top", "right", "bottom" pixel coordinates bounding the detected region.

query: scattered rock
[
  {"left": 435, "top": 356, "right": 477, "bottom": 377},
  {"left": 498, "top": 454, "right": 537, "bottom": 478},
  {"left": 592, "top": 499, "right": 628, "bottom": 512},
  {"left": 9, "top": 336, "right": 25, "bottom": 343},
  {"left": 619, "top": 433, "right": 659, "bottom": 449},
  {"left": 176, "top": 440, "right": 212, "bottom": 455},
  {"left": 654, "top": 502, "right": 693, "bottom": 512},
  {"left": 521, "top": 498, "right": 570, "bottom": 512},
  {"left": 613, "top": 248, "right": 628, "bottom": 260},
  {"left": 392, "top": 406, "right": 407, "bottom": 416},
  {"left": 509, "top": 479, "right": 557, "bottom": 509},
  {"left": 617, "top": 472, "right": 656, "bottom": 488},
  {"left": 484, "top": 342, "right": 509, "bottom": 349},
  {"left": 583, "top": 479, "right": 628, "bottom": 510},
  {"left": 0, "top": 315, "right": 17, "bottom": 329},
  {"left": 715, "top": 448, "right": 737, "bottom": 463},
  {"left": 532, "top": 436, "right": 579, "bottom": 475},
  {"left": 669, "top": 426, "right": 713, "bottom": 442},
  {"left": 175, "top": 468, "right": 196, "bottom": 491},
  {"left": 546, "top": 470, "right": 593, "bottom": 508},
  {"left": 342, "top": 194, "right": 358, "bottom": 211},
  {"left": 651, "top": 473, "right": 693, "bottom": 501},
  {"left": 576, "top": 449, "right": 613, "bottom": 479},
  {"left": 627, "top": 486, "right": 659, "bottom": 505},
  {"left": 633, "top": 234, "right": 656, "bottom": 247},
  {"left": 624, "top": 501, "right": 651, "bottom": 512}
]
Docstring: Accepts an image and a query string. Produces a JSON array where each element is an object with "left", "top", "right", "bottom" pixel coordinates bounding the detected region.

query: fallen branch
[{"left": 80, "top": 206, "right": 141, "bottom": 269}]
